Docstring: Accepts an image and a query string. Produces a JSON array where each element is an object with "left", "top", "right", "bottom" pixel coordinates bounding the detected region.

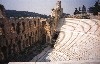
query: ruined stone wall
[
  {"left": 0, "top": 16, "right": 51, "bottom": 61},
  {"left": 9, "top": 17, "right": 50, "bottom": 53},
  {"left": 0, "top": 4, "right": 18, "bottom": 62},
  {"left": 0, "top": 1, "right": 61, "bottom": 61},
  {"left": 50, "top": 1, "right": 63, "bottom": 37}
]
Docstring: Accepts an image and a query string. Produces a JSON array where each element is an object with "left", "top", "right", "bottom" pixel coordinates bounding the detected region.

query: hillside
[{"left": 5, "top": 10, "right": 49, "bottom": 18}]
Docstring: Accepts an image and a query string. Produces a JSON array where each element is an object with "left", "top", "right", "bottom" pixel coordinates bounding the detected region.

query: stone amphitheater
[
  {"left": 30, "top": 18, "right": 100, "bottom": 63},
  {"left": 2, "top": 0, "right": 100, "bottom": 64}
]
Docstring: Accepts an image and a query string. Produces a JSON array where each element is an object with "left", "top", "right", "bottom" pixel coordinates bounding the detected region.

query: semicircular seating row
[{"left": 36, "top": 18, "right": 100, "bottom": 62}]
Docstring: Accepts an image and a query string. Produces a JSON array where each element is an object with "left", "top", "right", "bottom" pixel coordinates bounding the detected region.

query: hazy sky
[{"left": 0, "top": 0, "right": 97, "bottom": 15}]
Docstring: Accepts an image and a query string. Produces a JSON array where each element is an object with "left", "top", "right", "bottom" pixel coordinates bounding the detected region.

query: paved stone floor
[
  {"left": 30, "top": 18, "right": 100, "bottom": 63},
  {"left": 8, "top": 62, "right": 100, "bottom": 64}
]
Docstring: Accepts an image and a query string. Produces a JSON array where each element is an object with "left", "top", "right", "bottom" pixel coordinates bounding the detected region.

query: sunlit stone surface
[{"left": 31, "top": 18, "right": 100, "bottom": 63}]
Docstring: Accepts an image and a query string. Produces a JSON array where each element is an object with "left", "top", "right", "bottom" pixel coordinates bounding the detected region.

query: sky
[{"left": 0, "top": 0, "right": 97, "bottom": 15}]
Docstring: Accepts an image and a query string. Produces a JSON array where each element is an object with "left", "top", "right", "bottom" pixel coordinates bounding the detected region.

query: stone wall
[
  {"left": 51, "top": 1, "right": 63, "bottom": 32},
  {"left": 0, "top": 16, "right": 53, "bottom": 61},
  {"left": 0, "top": 1, "right": 63, "bottom": 62},
  {"left": 0, "top": 5, "right": 52, "bottom": 62}
]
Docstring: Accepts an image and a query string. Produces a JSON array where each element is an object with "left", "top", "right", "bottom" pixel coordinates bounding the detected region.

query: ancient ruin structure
[
  {"left": 0, "top": 1, "right": 63, "bottom": 62},
  {"left": 1, "top": 0, "right": 100, "bottom": 63},
  {"left": 33, "top": 18, "right": 100, "bottom": 63},
  {"left": 51, "top": 1, "right": 63, "bottom": 32},
  {"left": 30, "top": 1, "right": 100, "bottom": 63},
  {"left": 0, "top": 4, "right": 17, "bottom": 62}
]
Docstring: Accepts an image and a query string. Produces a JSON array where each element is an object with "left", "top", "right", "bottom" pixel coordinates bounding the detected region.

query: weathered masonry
[{"left": 0, "top": 1, "right": 63, "bottom": 62}]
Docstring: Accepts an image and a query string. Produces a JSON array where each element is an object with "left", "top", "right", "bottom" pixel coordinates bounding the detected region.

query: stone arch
[
  {"left": 36, "top": 30, "right": 37, "bottom": 35},
  {"left": 11, "top": 23, "right": 15, "bottom": 31},
  {"left": 34, "top": 31, "right": 37, "bottom": 43},
  {"left": 34, "top": 21, "right": 36, "bottom": 26},
  {"left": 37, "top": 19, "right": 39, "bottom": 25},
  {"left": 22, "top": 22, "right": 25, "bottom": 33},
  {"left": 16, "top": 22, "right": 21, "bottom": 34},
  {"left": 42, "top": 21, "right": 46, "bottom": 27},
  {"left": 29, "top": 21, "right": 31, "bottom": 27}
]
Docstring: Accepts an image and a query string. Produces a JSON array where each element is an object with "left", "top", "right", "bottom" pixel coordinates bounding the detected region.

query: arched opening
[
  {"left": 42, "top": 21, "right": 46, "bottom": 27},
  {"left": 16, "top": 22, "right": 20, "bottom": 34},
  {"left": 35, "top": 30, "right": 37, "bottom": 42},
  {"left": 22, "top": 22, "right": 25, "bottom": 33},
  {"left": 36, "top": 30, "right": 37, "bottom": 35},
  {"left": 34, "top": 21, "right": 36, "bottom": 26},
  {"left": 29, "top": 21, "right": 31, "bottom": 27},
  {"left": 11, "top": 23, "right": 15, "bottom": 31},
  {"left": 38, "top": 19, "right": 39, "bottom": 25}
]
